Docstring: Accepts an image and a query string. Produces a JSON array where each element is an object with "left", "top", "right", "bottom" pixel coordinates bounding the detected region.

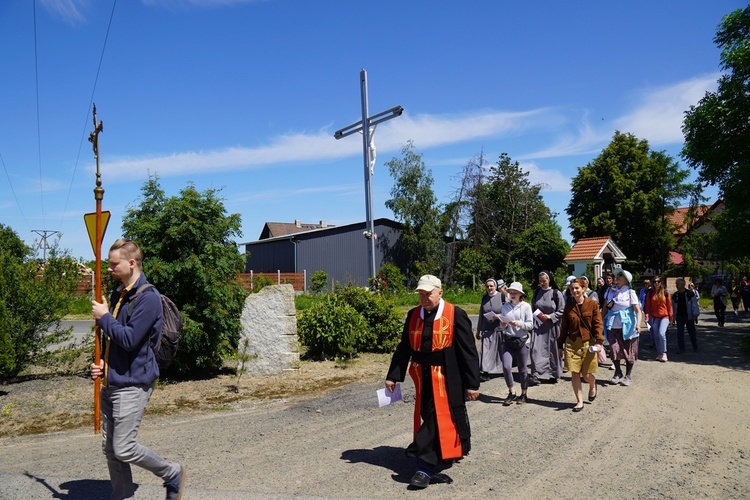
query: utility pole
[
  {"left": 31, "top": 229, "right": 59, "bottom": 260},
  {"left": 334, "top": 69, "right": 402, "bottom": 282}
]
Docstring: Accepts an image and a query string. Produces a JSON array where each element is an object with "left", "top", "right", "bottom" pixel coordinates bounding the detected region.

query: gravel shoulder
[{"left": 1, "top": 314, "right": 749, "bottom": 499}]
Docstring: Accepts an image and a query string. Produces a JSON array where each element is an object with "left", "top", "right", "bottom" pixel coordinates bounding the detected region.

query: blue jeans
[
  {"left": 651, "top": 317, "right": 669, "bottom": 355},
  {"left": 101, "top": 384, "right": 180, "bottom": 500},
  {"left": 675, "top": 315, "right": 697, "bottom": 352}
]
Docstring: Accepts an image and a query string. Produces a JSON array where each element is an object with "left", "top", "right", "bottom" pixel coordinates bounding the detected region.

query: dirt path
[{"left": 1, "top": 314, "right": 749, "bottom": 499}]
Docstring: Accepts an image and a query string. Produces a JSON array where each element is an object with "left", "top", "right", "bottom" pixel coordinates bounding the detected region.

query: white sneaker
[
  {"left": 610, "top": 374, "right": 622, "bottom": 384},
  {"left": 619, "top": 376, "right": 632, "bottom": 387}
]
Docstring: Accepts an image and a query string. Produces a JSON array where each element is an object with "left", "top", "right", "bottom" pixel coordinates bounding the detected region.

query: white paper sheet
[
  {"left": 377, "top": 384, "right": 403, "bottom": 407},
  {"left": 498, "top": 314, "right": 513, "bottom": 324},
  {"left": 483, "top": 311, "right": 499, "bottom": 321}
]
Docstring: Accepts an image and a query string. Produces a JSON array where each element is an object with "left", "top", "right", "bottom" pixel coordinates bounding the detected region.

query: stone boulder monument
[{"left": 240, "top": 284, "right": 299, "bottom": 375}]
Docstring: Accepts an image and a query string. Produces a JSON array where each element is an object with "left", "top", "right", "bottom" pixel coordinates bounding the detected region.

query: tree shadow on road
[
  {"left": 340, "top": 446, "right": 413, "bottom": 484},
  {"left": 23, "top": 472, "right": 117, "bottom": 499}
]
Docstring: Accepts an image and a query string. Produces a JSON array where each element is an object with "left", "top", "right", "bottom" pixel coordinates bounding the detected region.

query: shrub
[
  {"left": 337, "top": 286, "right": 403, "bottom": 352},
  {"left": 374, "top": 263, "right": 407, "bottom": 295},
  {"left": 0, "top": 234, "right": 79, "bottom": 380},
  {"left": 310, "top": 270, "right": 328, "bottom": 294},
  {"left": 251, "top": 274, "right": 274, "bottom": 293},
  {"left": 297, "top": 295, "right": 368, "bottom": 359}
]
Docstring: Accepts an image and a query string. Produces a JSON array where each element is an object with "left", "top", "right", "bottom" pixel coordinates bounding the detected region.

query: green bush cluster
[
  {"left": 0, "top": 225, "right": 79, "bottom": 380},
  {"left": 297, "top": 286, "right": 403, "bottom": 359},
  {"left": 310, "top": 270, "right": 328, "bottom": 294},
  {"left": 372, "top": 263, "right": 406, "bottom": 295}
]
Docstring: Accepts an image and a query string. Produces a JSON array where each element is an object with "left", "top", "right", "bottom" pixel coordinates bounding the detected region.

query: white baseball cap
[{"left": 416, "top": 274, "right": 442, "bottom": 292}]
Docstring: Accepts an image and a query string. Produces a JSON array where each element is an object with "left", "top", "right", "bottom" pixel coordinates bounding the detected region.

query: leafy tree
[
  {"left": 385, "top": 141, "right": 445, "bottom": 283},
  {"left": 442, "top": 151, "right": 489, "bottom": 284},
  {"left": 468, "top": 153, "right": 556, "bottom": 276},
  {"left": 513, "top": 220, "right": 571, "bottom": 280},
  {"left": 0, "top": 225, "right": 79, "bottom": 380},
  {"left": 567, "top": 132, "right": 695, "bottom": 271},
  {"left": 682, "top": 6, "right": 750, "bottom": 259},
  {"left": 454, "top": 247, "right": 492, "bottom": 290},
  {"left": 121, "top": 177, "right": 247, "bottom": 377}
]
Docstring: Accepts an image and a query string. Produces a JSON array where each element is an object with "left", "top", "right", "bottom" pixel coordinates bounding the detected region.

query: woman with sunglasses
[{"left": 644, "top": 277, "right": 673, "bottom": 362}]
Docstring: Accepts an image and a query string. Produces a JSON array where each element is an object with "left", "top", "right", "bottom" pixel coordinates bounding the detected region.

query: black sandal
[{"left": 573, "top": 404, "right": 584, "bottom": 412}]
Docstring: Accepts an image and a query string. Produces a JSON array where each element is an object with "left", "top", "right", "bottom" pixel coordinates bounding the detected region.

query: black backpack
[{"left": 127, "top": 283, "right": 183, "bottom": 371}]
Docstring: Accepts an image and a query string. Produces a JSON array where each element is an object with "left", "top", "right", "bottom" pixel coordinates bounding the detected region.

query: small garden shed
[{"left": 564, "top": 236, "right": 626, "bottom": 280}]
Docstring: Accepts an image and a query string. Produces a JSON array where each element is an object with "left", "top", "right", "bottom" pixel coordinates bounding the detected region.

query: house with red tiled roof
[
  {"left": 668, "top": 199, "right": 723, "bottom": 266},
  {"left": 563, "top": 236, "right": 626, "bottom": 280}
]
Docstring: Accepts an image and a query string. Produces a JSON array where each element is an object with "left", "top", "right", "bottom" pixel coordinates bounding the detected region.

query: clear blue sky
[{"left": 0, "top": 0, "right": 740, "bottom": 261}]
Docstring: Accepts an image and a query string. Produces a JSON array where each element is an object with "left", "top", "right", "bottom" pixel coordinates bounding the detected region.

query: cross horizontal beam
[{"left": 333, "top": 105, "right": 403, "bottom": 140}]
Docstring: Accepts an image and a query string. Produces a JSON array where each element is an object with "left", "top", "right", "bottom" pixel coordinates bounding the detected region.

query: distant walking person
[
  {"left": 740, "top": 276, "right": 750, "bottom": 313},
  {"left": 599, "top": 272, "right": 615, "bottom": 314},
  {"left": 385, "top": 275, "right": 480, "bottom": 489},
  {"left": 529, "top": 270, "right": 565, "bottom": 386},
  {"left": 711, "top": 278, "right": 728, "bottom": 327},
  {"left": 476, "top": 278, "right": 505, "bottom": 381},
  {"left": 672, "top": 278, "right": 700, "bottom": 353},
  {"left": 644, "top": 277, "right": 673, "bottom": 362},
  {"left": 90, "top": 239, "right": 186, "bottom": 500},
  {"left": 729, "top": 279, "right": 741, "bottom": 316}
]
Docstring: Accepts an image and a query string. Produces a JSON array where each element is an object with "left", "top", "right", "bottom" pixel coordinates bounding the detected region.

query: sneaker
[
  {"left": 661, "top": 353, "right": 668, "bottom": 362},
  {"left": 619, "top": 376, "right": 632, "bottom": 387},
  {"left": 610, "top": 374, "right": 623, "bottom": 385},
  {"left": 516, "top": 394, "right": 528, "bottom": 405},
  {"left": 165, "top": 465, "right": 186, "bottom": 500},
  {"left": 528, "top": 376, "right": 541, "bottom": 387},
  {"left": 502, "top": 393, "right": 517, "bottom": 406}
]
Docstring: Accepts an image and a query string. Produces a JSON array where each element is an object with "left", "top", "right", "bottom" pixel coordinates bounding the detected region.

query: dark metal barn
[{"left": 241, "top": 218, "right": 404, "bottom": 289}]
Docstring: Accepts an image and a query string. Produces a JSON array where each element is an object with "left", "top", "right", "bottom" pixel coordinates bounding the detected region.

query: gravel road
[{"left": 1, "top": 314, "right": 749, "bottom": 499}]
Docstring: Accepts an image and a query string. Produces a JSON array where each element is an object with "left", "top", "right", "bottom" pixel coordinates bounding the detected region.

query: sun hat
[
  {"left": 565, "top": 275, "right": 576, "bottom": 286},
  {"left": 507, "top": 282, "right": 525, "bottom": 295},
  {"left": 496, "top": 279, "right": 506, "bottom": 287},
  {"left": 416, "top": 274, "right": 442, "bottom": 292},
  {"left": 616, "top": 269, "right": 633, "bottom": 286}
]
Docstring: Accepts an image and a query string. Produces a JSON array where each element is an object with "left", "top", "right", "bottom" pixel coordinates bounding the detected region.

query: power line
[
  {"left": 32, "top": 0, "right": 45, "bottom": 228},
  {"left": 0, "top": 151, "right": 31, "bottom": 230},
  {"left": 59, "top": 0, "right": 118, "bottom": 232}
]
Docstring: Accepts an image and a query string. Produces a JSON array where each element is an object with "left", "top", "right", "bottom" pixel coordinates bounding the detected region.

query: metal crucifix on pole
[
  {"left": 334, "top": 69, "right": 402, "bottom": 282},
  {"left": 83, "top": 103, "right": 110, "bottom": 434}
]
